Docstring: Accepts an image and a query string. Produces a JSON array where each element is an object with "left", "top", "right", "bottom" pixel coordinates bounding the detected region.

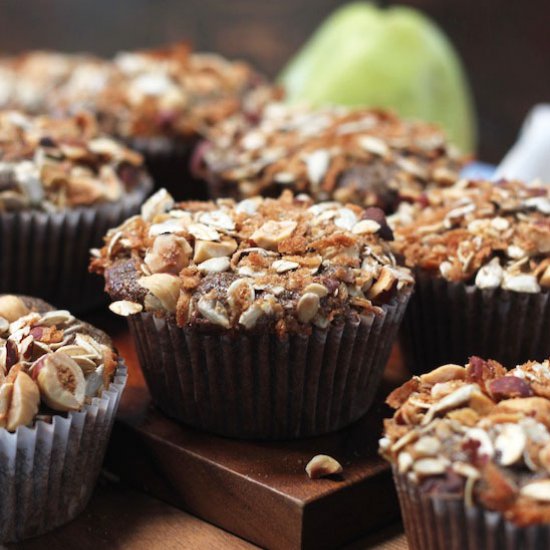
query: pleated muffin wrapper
[
  {"left": 393, "top": 469, "right": 550, "bottom": 550},
  {"left": 127, "top": 288, "right": 411, "bottom": 440},
  {"left": 0, "top": 178, "right": 151, "bottom": 312},
  {"left": 399, "top": 270, "right": 550, "bottom": 376},
  {"left": 0, "top": 362, "right": 128, "bottom": 543},
  {"left": 126, "top": 136, "right": 209, "bottom": 201}
]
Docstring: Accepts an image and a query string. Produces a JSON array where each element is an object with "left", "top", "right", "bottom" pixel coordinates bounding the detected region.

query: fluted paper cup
[
  {"left": 0, "top": 179, "right": 150, "bottom": 312},
  {"left": 0, "top": 363, "right": 127, "bottom": 543},
  {"left": 394, "top": 469, "right": 550, "bottom": 550},
  {"left": 127, "top": 289, "right": 411, "bottom": 440},
  {"left": 400, "top": 271, "right": 550, "bottom": 375},
  {"left": 126, "top": 136, "right": 208, "bottom": 200}
]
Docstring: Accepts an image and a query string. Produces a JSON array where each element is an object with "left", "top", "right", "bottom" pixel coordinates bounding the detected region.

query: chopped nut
[
  {"left": 144, "top": 235, "right": 192, "bottom": 274},
  {"left": 272, "top": 259, "right": 300, "bottom": 273},
  {"left": 198, "top": 257, "right": 231, "bottom": 274},
  {"left": 138, "top": 274, "right": 181, "bottom": 313},
  {"left": 420, "top": 364, "right": 465, "bottom": 386},
  {"left": 32, "top": 352, "right": 86, "bottom": 412},
  {"left": 5, "top": 371, "right": 40, "bottom": 432},
  {"left": 0, "top": 295, "right": 29, "bottom": 323},
  {"left": 352, "top": 219, "right": 381, "bottom": 235},
  {"left": 188, "top": 223, "right": 220, "bottom": 242},
  {"left": 475, "top": 258, "right": 503, "bottom": 290},
  {"left": 197, "top": 297, "right": 230, "bottom": 328},
  {"left": 141, "top": 189, "right": 174, "bottom": 221},
  {"left": 251, "top": 220, "right": 297, "bottom": 250},
  {"left": 303, "top": 283, "right": 329, "bottom": 298},
  {"left": 109, "top": 300, "right": 143, "bottom": 316},
  {"left": 367, "top": 266, "right": 396, "bottom": 299},
  {"left": 193, "top": 239, "right": 237, "bottom": 264},
  {"left": 305, "top": 454, "right": 343, "bottom": 479},
  {"left": 502, "top": 273, "right": 540, "bottom": 294},
  {"left": 520, "top": 480, "right": 550, "bottom": 502},
  {"left": 494, "top": 423, "right": 526, "bottom": 466},
  {"left": 413, "top": 458, "right": 448, "bottom": 477},
  {"left": 488, "top": 376, "right": 533, "bottom": 401},
  {"left": 227, "top": 279, "right": 255, "bottom": 313},
  {"left": 297, "top": 292, "right": 320, "bottom": 323}
]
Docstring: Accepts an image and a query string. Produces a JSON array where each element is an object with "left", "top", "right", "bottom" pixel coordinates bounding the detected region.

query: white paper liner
[
  {"left": 0, "top": 181, "right": 150, "bottom": 312},
  {"left": 393, "top": 469, "right": 550, "bottom": 550},
  {"left": 0, "top": 362, "right": 127, "bottom": 543}
]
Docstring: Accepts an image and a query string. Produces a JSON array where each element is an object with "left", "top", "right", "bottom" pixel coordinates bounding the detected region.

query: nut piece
[
  {"left": 109, "top": 300, "right": 143, "bottom": 317},
  {"left": 6, "top": 371, "right": 40, "bottom": 431},
  {"left": 138, "top": 274, "right": 181, "bottom": 313},
  {"left": 305, "top": 454, "right": 343, "bottom": 479},
  {"left": 33, "top": 352, "right": 86, "bottom": 412},
  {"left": 193, "top": 239, "right": 237, "bottom": 264},
  {"left": 488, "top": 376, "right": 533, "bottom": 401},
  {"left": 297, "top": 292, "right": 320, "bottom": 323},
  {"left": 367, "top": 266, "right": 397, "bottom": 300},
  {"left": 141, "top": 189, "right": 174, "bottom": 221},
  {"left": 475, "top": 258, "right": 503, "bottom": 290},
  {"left": 0, "top": 295, "right": 29, "bottom": 322},
  {"left": 251, "top": 220, "right": 297, "bottom": 250},
  {"left": 144, "top": 235, "right": 192, "bottom": 274},
  {"left": 494, "top": 423, "right": 526, "bottom": 466},
  {"left": 420, "top": 364, "right": 466, "bottom": 386},
  {"left": 520, "top": 480, "right": 550, "bottom": 502}
]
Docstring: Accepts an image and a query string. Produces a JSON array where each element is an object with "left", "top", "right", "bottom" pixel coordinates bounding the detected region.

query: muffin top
[
  {"left": 0, "top": 110, "right": 147, "bottom": 211},
  {"left": 0, "top": 294, "right": 119, "bottom": 432},
  {"left": 90, "top": 189, "right": 414, "bottom": 334},
  {"left": 380, "top": 356, "right": 550, "bottom": 526},
  {"left": 0, "top": 44, "right": 277, "bottom": 142},
  {"left": 199, "top": 103, "right": 464, "bottom": 212},
  {"left": 390, "top": 179, "right": 550, "bottom": 293}
]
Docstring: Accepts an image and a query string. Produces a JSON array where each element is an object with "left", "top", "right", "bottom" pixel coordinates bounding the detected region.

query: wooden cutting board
[{"left": 95, "top": 314, "right": 408, "bottom": 550}]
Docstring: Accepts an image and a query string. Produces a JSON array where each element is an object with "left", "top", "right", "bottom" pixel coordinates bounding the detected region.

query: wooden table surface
[{"left": 7, "top": 478, "right": 407, "bottom": 549}]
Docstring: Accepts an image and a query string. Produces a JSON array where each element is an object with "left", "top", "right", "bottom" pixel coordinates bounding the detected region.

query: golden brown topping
[
  {"left": 0, "top": 45, "right": 277, "bottom": 140},
  {"left": 380, "top": 355, "right": 550, "bottom": 526},
  {"left": 0, "top": 295, "right": 118, "bottom": 431},
  {"left": 91, "top": 189, "right": 413, "bottom": 333},
  {"left": 391, "top": 179, "right": 550, "bottom": 293},
  {"left": 0, "top": 110, "right": 146, "bottom": 211},
  {"left": 201, "top": 104, "right": 464, "bottom": 212}
]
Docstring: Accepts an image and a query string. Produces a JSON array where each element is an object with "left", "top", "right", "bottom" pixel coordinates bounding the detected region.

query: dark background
[{"left": 0, "top": 0, "right": 549, "bottom": 163}]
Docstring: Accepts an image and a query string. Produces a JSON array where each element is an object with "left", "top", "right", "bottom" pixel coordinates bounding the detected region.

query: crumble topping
[
  {"left": 0, "top": 295, "right": 118, "bottom": 432},
  {"left": 90, "top": 189, "right": 414, "bottom": 334},
  {"left": 199, "top": 103, "right": 464, "bottom": 212},
  {"left": 380, "top": 357, "right": 550, "bottom": 526},
  {"left": 0, "top": 44, "right": 278, "bottom": 141},
  {"left": 390, "top": 179, "right": 550, "bottom": 293},
  {"left": 0, "top": 110, "right": 146, "bottom": 211}
]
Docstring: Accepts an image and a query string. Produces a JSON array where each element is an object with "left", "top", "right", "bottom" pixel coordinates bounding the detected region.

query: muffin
[
  {"left": 0, "top": 294, "right": 127, "bottom": 542},
  {"left": 391, "top": 179, "right": 550, "bottom": 374},
  {"left": 0, "top": 109, "right": 152, "bottom": 310},
  {"left": 197, "top": 103, "right": 464, "bottom": 212},
  {"left": 90, "top": 189, "right": 414, "bottom": 439},
  {"left": 380, "top": 356, "right": 550, "bottom": 550},
  {"left": 0, "top": 44, "right": 278, "bottom": 200}
]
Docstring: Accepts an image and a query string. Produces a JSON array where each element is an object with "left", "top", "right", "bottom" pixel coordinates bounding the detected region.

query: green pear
[{"left": 279, "top": 2, "right": 476, "bottom": 153}]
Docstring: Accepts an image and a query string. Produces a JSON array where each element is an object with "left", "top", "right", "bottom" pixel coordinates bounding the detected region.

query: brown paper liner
[
  {"left": 0, "top": 181, "right": 150, "bottom": 312},
  {"left": 128, "top": 289, "right": 411, "bottom": 440},
  {"left": 126, "top": 136, "right": 209, "bottom": 201},
  {"left": 393, "top": 470, "right": 550, "bottom": 550},
  {"left": 0, "top": 363, "right": 127, "bottom": 543},
  {"left": 399, "top": 271, "right": 550, "bottom": 375}
]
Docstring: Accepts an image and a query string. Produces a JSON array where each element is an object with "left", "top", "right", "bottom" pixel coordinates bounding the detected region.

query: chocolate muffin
[
  {"left": 91, "top": 189, "right": 414, "bottom": 439},
  {"left": 0, "top": 110, "right": 152, "bottom": 310},
  {"left": 0, "top": 44, "right": 278, "bottom": 200},
  {"left": 197, "top": 103, "right": 464, "bottom": 212},
  {"left": 391, "top": 179, "right": 550, "bottom": 373},
  {"left": 380, "top": 356, "right": 550, "bottom": 550},
  {"left": 0, "top": 294, "right": 127, "bottom": 542}
]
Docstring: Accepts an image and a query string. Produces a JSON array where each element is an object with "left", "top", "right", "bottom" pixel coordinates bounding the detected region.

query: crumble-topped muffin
[
  {"left": 91, "top": 189, "right": 414, "bottom": 333},
  {"left": 0, "top": 294, "right": 118, "bottom": 430},
  {"left": 381, "top": 357, "right": 550, "bottom": 548},
  {"left": 391, "top": 179, "right": 550, "bottom": 373},
  {"left": 0, "top": 110, "right": 151, "bottom": 310},
  {"left": 391, "top": 179, "right": 550, "bottom": 293},
  {"left": 0, "top": 110, "right": 146, "bottom": 211},
  {"left": 90, "top": 189, "right": 413, "bottom": 439},
  {"left": 0, "top": 294, "right": 127, "bottom": 542},
  {"left": 198, "top": 103, "right": 464, "bottom": 212}
]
